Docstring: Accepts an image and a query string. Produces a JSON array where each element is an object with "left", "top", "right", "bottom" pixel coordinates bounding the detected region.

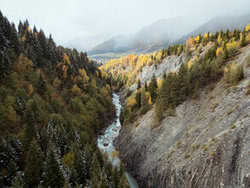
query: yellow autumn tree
[
  {"left": 186, "top": 37, "right": 195, "bottom": 49},
  {"left": 91, "top": 79, "right": 97, "bottom": 88},
  {"left": 156, "top": 51, "right": 163, "bottom": 62},
  {"left": 194, "top": 35, "right": 200, "bottom": 43},
  {"left": 245, "top": 24, "right": 250, "bottom": 32},
  {"left": 95, "top": 70, "right": 99, "bottom": 77},
  {"left": 63, "top": 53, "right": 70, "bottom": 64},
  {"left": 217, "top": 35, "right": 223, "bottom": 45},
  {"left": 62, "top": 152, "right": 74, "bottom": 169},
  {"left": 157, "top": 77, "right": 163, "bottom": 89},
  {"left": 6, "top": 106, "right": 17, "bottom": 123},
  {"left": 204, "top": 33, "right": 209, "bottom": 38},
  {"left": 226, "top": 40, "right": 237, "bottom": 50},
  {"left": 72, "top": 85, "right": 81, "bottom": 95},
  {"left": 27, "top": 84, "right": 34, "bottom": 96},
  {"left": 127, "top": 96, "right": 137, "bottom": 111},
  {"left": 62, "top": 65, "right": 68, "bottom": 79},
  {"left": 145, "top": 92, "right": 152, "bottom": 105},
  {"left": 187, "top": 60, "right": 193, "bottom": 70},
  {"left": 216, "top": 47, "right": 223, "bottom": 57},
  {"left": 79, "top": 69, "right": 89, "bottom": 82},
  {"left": 106, "top": 84, "right": 111, "bottom": 93},
  {"left": 101, "top": 71, "right": 108, "bottom": 79},
  {"left": 53, "top": 78, "right": 61, "bottom": 89}
]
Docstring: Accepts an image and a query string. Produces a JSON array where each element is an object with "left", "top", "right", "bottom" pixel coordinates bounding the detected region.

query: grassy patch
[
  {"left": 211, "top": 102, "right": 219, "bottom": 112},
  {"left": 191, "top": 143, "right": 200, "bottom": 152},
  {"left": 227, "top": 107, "right": 234, "bottom": 115},
  {"left": 246, "top": 81, "right": 250, "bottom": 95},
  {"left": 201, "top": 144, "right": 208, "bottom": 151},
  {"left": 176, "top": 140, "right": 182, "bottom": 149}
]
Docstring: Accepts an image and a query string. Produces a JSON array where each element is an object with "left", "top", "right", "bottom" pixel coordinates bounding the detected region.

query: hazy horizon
[{"left": 1, "top": 0, "right": 250, "bottom": 51}]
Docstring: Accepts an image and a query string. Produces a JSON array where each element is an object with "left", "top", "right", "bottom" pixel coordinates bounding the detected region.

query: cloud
[{"left": 1, "top": 0, "right": 249, "bottom": 50}]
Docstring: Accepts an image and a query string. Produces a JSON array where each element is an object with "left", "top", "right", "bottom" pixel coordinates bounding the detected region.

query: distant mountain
[
  {"left": 175, "top": 14, "right": 250, "bottom": 44},
  {"left": 88, "top": 17, "right": 207, "bottom": 57},
  {"left": 89, "top": 14, "right": 250, "bottom": 61}
]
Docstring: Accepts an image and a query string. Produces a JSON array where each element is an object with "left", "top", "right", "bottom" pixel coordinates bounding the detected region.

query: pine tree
[
  {"left": 99, "top": 176, "right": 109, "bottom": 188},
  {"left": 144, "top": 82, "right": 148, "bottom": 91},
  {"left": 23, "top": 100, "right": 40, "bottom": 151},
  {"left": 72, "top": 147, "right": 87, "bottom": 185},
  {"left": 12, "top": 175, "right": 24, "bottom": 188},
  {"left": 24, "top": 139, "right": 43, "bottom": 187},
  {"left": 104, "top": 161, "right": 113, "bottom": 186},
  {"left": 91, "top": 153, "right": 101, "bottom": 181},
  {"left": 90, "top": 174, "right": 99, "bottom": 188},
  {"left": 137, "top": 79, "right": 141, "bottom": 90},
  {"left": 42, "top": 149, "right": 65, "bottom": 188},
  {"left": 155, "top": 78, "right": 167, "bottom": 123},
  {"left": 148, "top": 74, "right": 158, "bottom": 102},
  {"left": 37, "top": 73, "right": 47, "bottom": 96},
  {"left": 0, "top": 137, "right": 19, "bottom": 186},
  {"left": 177, "top": 64, "right": 189, "bottom": 102},
  {"left": 135, "top": 90, "right": 141, "bottom": 108},
  {"left": 10, "top": 23, "right": 21, "bottom": 55},
  {"left": 37, "top": 30, "right": 49, "bottom": 61},
  {"left": 240, "top": 30, "right": 246, "bottom": 47},
  {"left": 0, "top": 48, "right": 11, "bottom": 79}
]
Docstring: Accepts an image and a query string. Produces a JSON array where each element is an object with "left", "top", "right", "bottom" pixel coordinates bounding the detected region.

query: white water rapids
[{"left": 97, "top": 93, "right": 139, "bottom": 188}]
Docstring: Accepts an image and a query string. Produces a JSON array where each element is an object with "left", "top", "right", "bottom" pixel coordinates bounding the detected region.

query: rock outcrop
[{"left": 115, "top": 45, "right": 250, "bottom": 188}]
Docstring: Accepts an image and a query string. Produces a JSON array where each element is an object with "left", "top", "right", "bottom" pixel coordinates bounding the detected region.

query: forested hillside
[
  {"left": 101, "top": 22, "right": 250, "bottom": 187},
  {"left": 102, "top": 23, "right": 250, "bottom": 126},
  {"left": 0, "top": 11, "right": 129, "bottom": 187}
]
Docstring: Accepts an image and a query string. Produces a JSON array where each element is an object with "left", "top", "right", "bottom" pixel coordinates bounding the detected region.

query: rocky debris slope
[
  {"left": 115, "top": 45, "right": 250, "bottom": 188},
  {"left": 129, "top": 53, "right": 186, "bottom": 91}
]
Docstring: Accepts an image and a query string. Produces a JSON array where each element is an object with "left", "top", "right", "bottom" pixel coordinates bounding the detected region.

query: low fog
[{"left": 1, "top": 0, "right": 250, "bottom": 51}]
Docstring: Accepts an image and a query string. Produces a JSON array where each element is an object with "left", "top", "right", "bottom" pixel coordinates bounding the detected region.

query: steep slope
[
  {"left": 101, "top": 24, "right": 250, "bottom": 187},
  {"left": 116, "top": 44, "right": 250, "bottom": 188}
]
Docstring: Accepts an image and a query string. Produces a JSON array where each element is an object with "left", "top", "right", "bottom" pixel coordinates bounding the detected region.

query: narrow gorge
[
  {"left": 109, "top": 44, "right": 250, "bottom": 187},
  {"left": 97, "top": 93, "right": 139, "bottom": 188}
]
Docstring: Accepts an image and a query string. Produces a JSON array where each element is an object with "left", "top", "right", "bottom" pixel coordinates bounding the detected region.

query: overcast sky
[{"left": 1, "top": 0, "right": 250, "bottom": 50}]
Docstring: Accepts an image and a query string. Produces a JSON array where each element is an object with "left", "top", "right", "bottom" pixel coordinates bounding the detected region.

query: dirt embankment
[{"left": 115, "top": 45, "right": 250, "bottom": 188}]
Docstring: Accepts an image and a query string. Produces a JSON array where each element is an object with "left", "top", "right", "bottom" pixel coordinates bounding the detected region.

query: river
[{"left": 97, "top": 93, "right": 139, "bottom": 188}]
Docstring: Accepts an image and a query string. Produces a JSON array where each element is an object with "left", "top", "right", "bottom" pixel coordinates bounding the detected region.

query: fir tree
[
  {"left": 135, "top": 90, "right": 141, "bottom": 108},
  {"left": 9, "top": 23, "right": 21, "bottom": 55},
  {"left": 42, "top": 149, "right": 65, "bottom": 188},
  {"left": 91, "top": 153, "right": 101, "bottom": 181},
  {"left": 72, "top": 147, "right": 88, "bottom": 185},
  {"left": 148, "top": 74, "right": 158, "bottom": 102},
  {"left": 104, "top": 162, "right": 113, "bottom": 186},
  {"left": 144, "top": 82, "right": 148, "bottom": 91},
  {"left": 37, "top": 30, "right": 49, "bottom": 61},
  {"left": 155, "top": 78, "right": 167, "bottom": 123},
  {"left": 0, "top": 48, "right": 11, "bottom": 79},
  {"left": 137, "top": 79, "right": 141, "bottom": 90},
  {"left": 240, "top": 30, "right": 246, "bottom": 47},
  {"left": 24, "top": 139, "right": 43, "bottom": 187},
  {"left": 99, "top": 176, "right": 109, "bottom": 188},
  {"left": 37, "top": 73, "right": 47, "bottom": 97}
]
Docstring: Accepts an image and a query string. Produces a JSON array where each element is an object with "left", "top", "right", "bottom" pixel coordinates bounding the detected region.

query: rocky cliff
[{"left": 115, "top": 45, "right": 250, "bottom": 188}]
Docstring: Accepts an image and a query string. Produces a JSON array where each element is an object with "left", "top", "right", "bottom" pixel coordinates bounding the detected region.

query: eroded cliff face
[{"left": 115, "top": 45, "right": 250, "bottom": 188}]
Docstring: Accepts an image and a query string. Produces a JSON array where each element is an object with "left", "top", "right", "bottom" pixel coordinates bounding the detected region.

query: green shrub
[
  {"left": 246, "top": 81, "right": 250, "bottom": 95},
  {"left": 224, "top": 63, "right": 244, "bottom": 86}
]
